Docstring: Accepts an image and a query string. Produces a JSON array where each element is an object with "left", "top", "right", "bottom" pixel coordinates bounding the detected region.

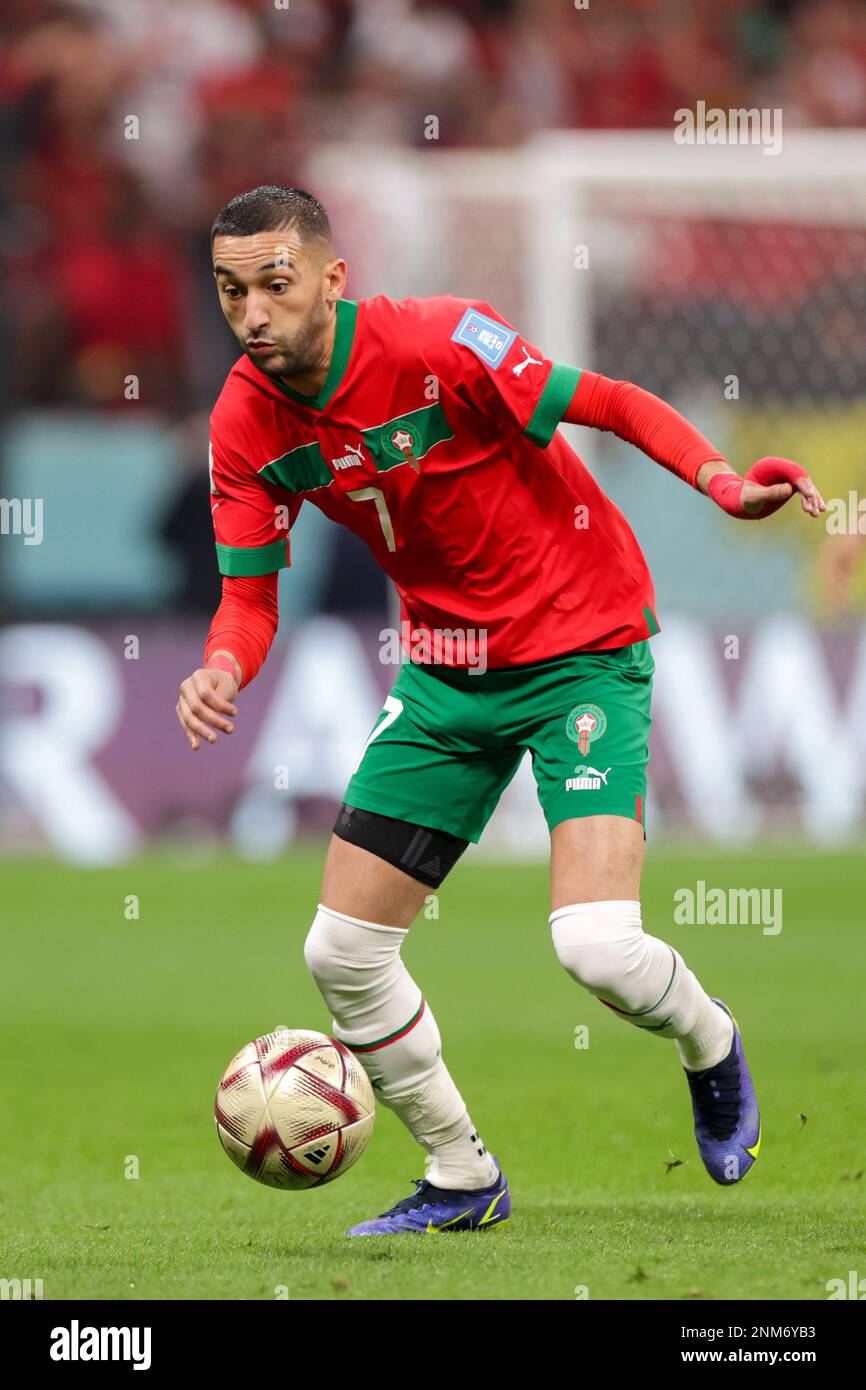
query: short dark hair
[{"left": 211, "top": 186, "right": 332, "bottom": 246}]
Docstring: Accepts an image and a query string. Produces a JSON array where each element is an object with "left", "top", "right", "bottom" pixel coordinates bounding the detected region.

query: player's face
[{"left": 212, "top": 229, "right": 345, "bottom": 383}]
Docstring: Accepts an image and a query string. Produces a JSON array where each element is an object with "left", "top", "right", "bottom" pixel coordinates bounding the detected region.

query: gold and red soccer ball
[{"left": 215, "top": 1028, "right": 376, "bottom": 1188}]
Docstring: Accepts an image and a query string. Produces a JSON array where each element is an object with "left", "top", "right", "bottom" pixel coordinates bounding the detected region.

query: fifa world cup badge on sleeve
[{"left": 451, "top": 308, "right": 517, "bottom": 369}]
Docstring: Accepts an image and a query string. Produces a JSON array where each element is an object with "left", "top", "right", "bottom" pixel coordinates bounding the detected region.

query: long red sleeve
[
  {"left": 563, "top": 369, "right": 726, "bottom": 487},
  {"left": 204, "top": 572, "right": 279, "bottom": 689}
]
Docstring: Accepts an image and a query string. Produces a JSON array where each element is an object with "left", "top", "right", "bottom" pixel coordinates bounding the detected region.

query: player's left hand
[
  {"left": 740, "top": 456, "right": 825, "bottom": 519},
  {"left": 707, "top": 456, "right": 825, "bottom": 521}
]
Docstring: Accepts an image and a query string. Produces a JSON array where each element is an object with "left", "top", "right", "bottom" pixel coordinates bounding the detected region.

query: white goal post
[{"left": 306, "top": 132, "right": 866, "bottom": 849}]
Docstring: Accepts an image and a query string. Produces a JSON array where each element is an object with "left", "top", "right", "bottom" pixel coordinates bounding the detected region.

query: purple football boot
[
  {"left": 346, "top": 1157, "right": 510, "bottom": 1236},
  {"left": 684, "top": 999, "right": 761, "bottom": 1185}
]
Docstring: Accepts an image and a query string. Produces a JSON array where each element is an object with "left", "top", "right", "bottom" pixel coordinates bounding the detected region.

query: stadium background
[
  {"left": 2, "top": 0, "right": 866, "bottom": 1304},
  {"left": 4, "top": 0, "right": 866, "bottom": 860}
]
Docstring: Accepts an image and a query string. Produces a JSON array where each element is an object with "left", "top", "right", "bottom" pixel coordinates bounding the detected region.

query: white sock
[
  {"left": 549, "top": 900, "right": 734, "bottom": 1068},
  {"left": 676, "top": 995, "right": 735, "bottom": 1072},
  {"left": 304, "top": 904, "right": 498, "bottom": 1190}
]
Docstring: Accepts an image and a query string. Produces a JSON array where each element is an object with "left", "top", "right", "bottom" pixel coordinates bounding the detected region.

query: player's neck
[{"left": 277, "top": 305, "right": 338, "bottom": 398}]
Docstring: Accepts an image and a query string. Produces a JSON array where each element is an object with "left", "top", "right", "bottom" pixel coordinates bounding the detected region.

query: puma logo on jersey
[
  {"left": 513, "top": 347, "right": 543, "bottom": 377},
  {"left": 565, "top": 766, "right": 611, "bottom": 791},
  {"left": 332, "top": 443, "right": 365, "bottom": 471}
]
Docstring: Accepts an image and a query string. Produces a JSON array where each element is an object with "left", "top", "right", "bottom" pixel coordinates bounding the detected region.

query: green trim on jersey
[
  {"left": 643, "top": 605, "right": 661, "bottom": 636},
  {"left": 215, "top": 537, "right": 288, "bottom": 576},
  {"left": 260, "top": 440, "right": 332, "bottom": 493},
  {"left": 524, "top": 363, "right": 582, "bottom": 448},
  {"left": 272, "top": 299, "right": 359, "bottom": 411},
  {"left": 362, "top": 402, "right": 455, "bottom": 469},
  {"left": 256, "top": 401, "right": 454, "bottom": 495},
  {"left": 644, "top": 603, "right": 664, "bottom": 636}
]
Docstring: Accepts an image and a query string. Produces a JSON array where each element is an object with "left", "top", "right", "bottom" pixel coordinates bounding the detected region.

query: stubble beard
[{"left": 245, "top": 297, "right": 330, "bottom": 385}]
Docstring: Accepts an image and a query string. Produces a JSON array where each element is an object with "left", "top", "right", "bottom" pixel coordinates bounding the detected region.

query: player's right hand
[{"left": 176, "top": 668, "right": 239, "bottom": 751}]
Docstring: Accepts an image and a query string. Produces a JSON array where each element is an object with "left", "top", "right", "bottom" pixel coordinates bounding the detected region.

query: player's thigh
[
  {"left": 550, "top": 813, "right": 645, "bottom": 910},
  {"left": 327, "top": 671, "right": 521, "bottom": 926},
  {"left": 523, "top": 640, "right": 653, "bottom": 908},
  {"left": 318, "top": 833, "right": 431, "bottom": 930},
  {"left": 344, "top": 669, "right": 521, "bottom": 848}
]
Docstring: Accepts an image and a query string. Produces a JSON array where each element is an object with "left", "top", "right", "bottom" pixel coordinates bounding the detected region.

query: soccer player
[{"left": 177, "top": 186, "right": 825, "bottom": 1235}]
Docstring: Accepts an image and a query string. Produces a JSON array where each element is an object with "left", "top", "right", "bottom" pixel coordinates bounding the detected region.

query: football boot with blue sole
[
  {"left": 685, "top": 998, "right": 761, "bottom": 1185},
  {"left": 346, "top": 1156, "right": 510, "bottom": 1236}
]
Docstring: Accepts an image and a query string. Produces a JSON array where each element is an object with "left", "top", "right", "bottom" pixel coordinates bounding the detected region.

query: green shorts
[{"left": 343, "top": 640, "right": 654, "bottom": 844}]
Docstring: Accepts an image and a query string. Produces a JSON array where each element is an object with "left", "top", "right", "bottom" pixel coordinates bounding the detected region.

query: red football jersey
[{"left": 209, "top": 295, "right": 660, "bottom": 666}]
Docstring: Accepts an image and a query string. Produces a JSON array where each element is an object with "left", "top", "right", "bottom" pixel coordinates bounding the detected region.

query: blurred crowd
[{"left": 3, "top": 0, "right": 866, "bottom": 412}]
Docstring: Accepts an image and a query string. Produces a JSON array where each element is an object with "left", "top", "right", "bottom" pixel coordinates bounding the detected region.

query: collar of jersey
[{"left": 268, "top": 298, "right": 358, "bottom": 412}]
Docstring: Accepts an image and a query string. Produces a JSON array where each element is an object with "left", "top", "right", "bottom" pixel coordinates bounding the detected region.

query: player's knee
[
  {"left": 303, "top": 904, "right": 404, "bottom": 991},
  {"left": 303, "top": 905, "right": 438, "bottom": 1081},
  {"left": 303, "top": 908, "right": 343, "bottom": 986},
  {"left": 548, "top": 900, "right": 651, "bottom": 1006}
]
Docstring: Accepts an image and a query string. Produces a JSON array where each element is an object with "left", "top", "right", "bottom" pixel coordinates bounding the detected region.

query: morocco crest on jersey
[{"left": 566, "top": 703, "right": 607, "bottom": 756}]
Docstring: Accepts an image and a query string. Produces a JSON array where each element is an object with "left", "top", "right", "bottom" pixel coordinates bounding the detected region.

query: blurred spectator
[
  {"left": 6, "top": 0, "right": 866, "bottom": 412},
  {"left": 157, "top": 413, "right": 223, "bottom": 614},
  {"left": 5, "top": 0, "right": 866, "bottom": 617}
]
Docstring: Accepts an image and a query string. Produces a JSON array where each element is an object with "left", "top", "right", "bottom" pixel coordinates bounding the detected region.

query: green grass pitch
[{"left": 1, "top": 845, "right": 864, "bottom": 1301}]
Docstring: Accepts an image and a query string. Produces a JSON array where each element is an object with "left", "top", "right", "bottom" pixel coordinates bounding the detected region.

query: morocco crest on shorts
[{"left": 566, "top": 702, "right": 607, "bottom": 756}]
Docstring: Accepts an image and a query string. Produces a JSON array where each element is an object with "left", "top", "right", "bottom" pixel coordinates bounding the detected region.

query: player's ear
[{"left": 323, "top": 256, "right": 348, "bottom": 302}]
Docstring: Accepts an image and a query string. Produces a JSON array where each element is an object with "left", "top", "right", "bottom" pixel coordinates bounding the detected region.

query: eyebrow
[{"left": 213, "top": 261, "right": 296, "bottom": 277}]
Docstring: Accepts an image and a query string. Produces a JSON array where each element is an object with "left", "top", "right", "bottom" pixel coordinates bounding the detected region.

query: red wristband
[
  {"left": 707, "top": 471, "right": 747, "bottom": 517},
  {"left": 744, "top": 456, "right": 808, "bottom": 519},
  {"left": 205, "top": 653, "right": 239, "bottom": 681},
  {"left": 745, "top": 456, "right": 807, "bottom": 487},
  {"left": 709, "top": 457, "right": 808, "bottom": 520}
]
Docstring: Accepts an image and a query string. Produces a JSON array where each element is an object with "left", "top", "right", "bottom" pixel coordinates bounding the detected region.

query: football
[{"left": 215, "top": 1027, "right": 376, "bottom": 1189}]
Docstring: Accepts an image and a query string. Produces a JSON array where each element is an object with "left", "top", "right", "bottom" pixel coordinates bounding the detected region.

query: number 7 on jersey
[{"left": 347, "top": 486, "right": 396, "bottom": 552}]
